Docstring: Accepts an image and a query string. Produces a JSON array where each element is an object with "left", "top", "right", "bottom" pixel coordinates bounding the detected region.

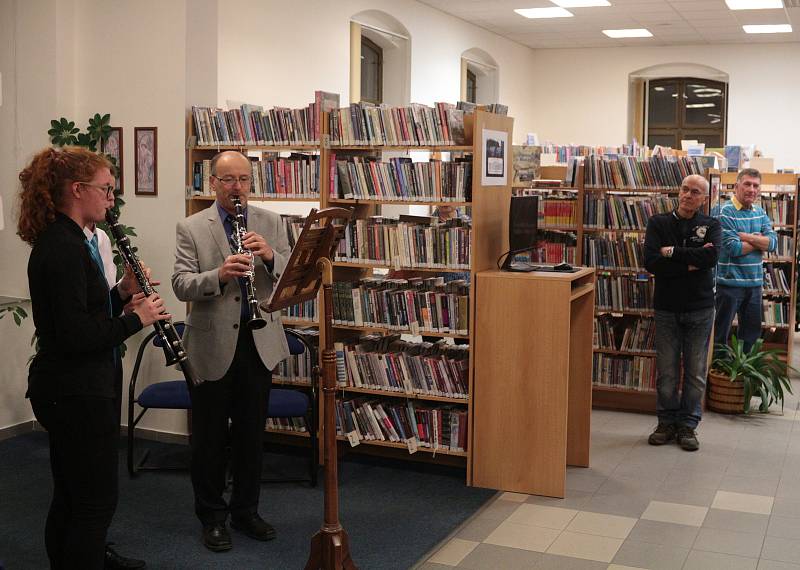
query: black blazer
[{"left": 27, "top": 213, "right": 142, "bottom": 400}]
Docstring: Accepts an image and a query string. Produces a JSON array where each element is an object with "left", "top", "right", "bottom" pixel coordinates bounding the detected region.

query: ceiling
[{"left": 417, "top": 0, "right": 800, "bottom": 48}]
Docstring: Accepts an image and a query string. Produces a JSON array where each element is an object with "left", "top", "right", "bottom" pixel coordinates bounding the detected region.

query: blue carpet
[{"left": 0, "top": 432, "right": 495, "bottom": 569}]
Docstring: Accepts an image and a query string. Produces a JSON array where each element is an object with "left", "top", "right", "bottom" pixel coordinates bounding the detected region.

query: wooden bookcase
[
  {"left": 712, "top": 170, "right": 800, "bottom": 364},
  {"left": 185, "top": 108, "right": 515, "bottom": 470}
]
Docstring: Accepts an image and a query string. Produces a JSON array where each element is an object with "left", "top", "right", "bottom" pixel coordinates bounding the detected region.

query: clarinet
[
  {"left": 104, "top": 209, "right": 199, "bottom": 387},
  {"left": 229, "top": 196, "right": 267, "bottom": 330}
]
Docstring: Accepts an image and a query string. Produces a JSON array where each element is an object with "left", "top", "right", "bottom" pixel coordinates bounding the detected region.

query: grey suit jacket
[{"left": 172, "top": 204, "right": 291, "bottom": 382}]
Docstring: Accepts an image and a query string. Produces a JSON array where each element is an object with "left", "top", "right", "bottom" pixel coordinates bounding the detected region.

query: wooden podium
[{"left": 470, "top": 267, "right": 595, "bottom": 498}]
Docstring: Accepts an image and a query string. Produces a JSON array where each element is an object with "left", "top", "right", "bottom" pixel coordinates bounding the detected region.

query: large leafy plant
[{"left": 712, "top": 335, "right": 795, "bottom": 413}]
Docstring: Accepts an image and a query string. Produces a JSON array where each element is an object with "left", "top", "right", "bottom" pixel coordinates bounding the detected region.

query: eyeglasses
[
  {"left": 680, "top": 185, "right": 704, "bottom": 197},
  {"left": 212, "top": 175, "right": 252, "bottom": 187},
  {"left": 80, "top": 182, "right": 115, "bottom": 198}
]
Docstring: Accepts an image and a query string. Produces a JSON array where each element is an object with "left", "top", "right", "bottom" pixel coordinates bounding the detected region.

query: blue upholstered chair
[
  {"left": 265, "top": 329, "right": 319, "bottom": 487},
  {"left": 126, "top": 322, "right": 192, "bottom": 476},
  {"left": 126, "top": 325, "right": 318, "bottom": 486}
]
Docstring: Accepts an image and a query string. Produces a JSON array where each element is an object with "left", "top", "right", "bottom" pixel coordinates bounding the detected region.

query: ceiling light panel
[
  {"left": 742, "top": 23, "right": 793, "bottom": 32},
  {"left": 514, "top": 7, "right": 574, "bottom": 18},
  {"left": 602, "top": 28, "right": 654, "bottom": 37},
  {"left": 725, "top": 0, "right": 783, "bottom": 9},
  {"left": 551, "top": 0, "right": 611, "bottom": 7}
]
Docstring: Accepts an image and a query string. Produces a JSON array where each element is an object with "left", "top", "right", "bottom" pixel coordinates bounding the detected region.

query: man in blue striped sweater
[{"left": 714, "top": 168, "right": 777, "bottom": 353}]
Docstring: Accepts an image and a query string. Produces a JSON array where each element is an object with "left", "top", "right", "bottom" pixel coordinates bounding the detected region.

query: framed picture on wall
[
  {"left": 101, "top": 127, "right": 123, "bottom": 195},
  {"left": 134, "top": 127, "right": 158, "bottom": 196}
]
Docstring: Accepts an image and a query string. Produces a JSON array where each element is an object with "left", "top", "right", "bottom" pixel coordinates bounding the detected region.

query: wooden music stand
[{"left": 262, "top": 207, "right": 357, "bottom": 570}]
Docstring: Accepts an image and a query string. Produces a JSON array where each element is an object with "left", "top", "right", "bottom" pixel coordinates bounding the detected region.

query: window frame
[
  {"left": 360, "top": 35, "right": 383, "bottom": 105},
  {"left": 646, "top": 77, "right": 727, "bottom": 149}
]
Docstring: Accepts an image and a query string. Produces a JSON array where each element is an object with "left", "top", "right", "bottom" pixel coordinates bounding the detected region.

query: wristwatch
[{"left": 664, "top": 246, "right": 674, "bottom": 258}]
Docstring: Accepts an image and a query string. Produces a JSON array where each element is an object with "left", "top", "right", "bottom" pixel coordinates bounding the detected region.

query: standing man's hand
[{"left": 242, "top": 231, "right": 274, "bottom": 263}]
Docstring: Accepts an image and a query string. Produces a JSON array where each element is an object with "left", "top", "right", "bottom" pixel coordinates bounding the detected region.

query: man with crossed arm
[
  {"left": 644, "top": 174, "right": 721, "bottom": 452},
  {"left": 713, "top": 168, "right": 777, "bottom": 354}
]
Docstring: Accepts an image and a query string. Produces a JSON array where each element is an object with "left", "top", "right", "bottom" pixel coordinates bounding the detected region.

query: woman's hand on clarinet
[
  {"left": 129, "top": 292, "right": 171, "bottom": 327},
  {"left": 118, "top": 262, "right": 160, "bottom": 298}
]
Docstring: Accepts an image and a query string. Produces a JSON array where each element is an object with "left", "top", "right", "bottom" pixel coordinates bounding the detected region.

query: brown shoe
[{"left": 202, "top": 522, "right": 232, "bottom": 552}]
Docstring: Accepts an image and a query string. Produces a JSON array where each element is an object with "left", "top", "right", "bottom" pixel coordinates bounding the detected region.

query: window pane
[
  {"left": 467, "top": 71, "right": 477, "bottom": 104},
  {"left": 685, "top": 133, "right": 722, "bottom": 148},
  {"left": 361, "top": 39, "right": 381, "bottom": 103},
  {"left": 648, "top": 133, "right": 677, "bottom": 148},
  {"left": 684, "top": 81, "right": 724, "bottom": 126},
  {"left": 648, "top": 82, "right": 677, "bottom": 125}
]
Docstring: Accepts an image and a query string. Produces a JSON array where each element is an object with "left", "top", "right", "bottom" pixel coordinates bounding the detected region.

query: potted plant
[{"left": 709, "top": 335, "right": 794, "bottom": 414}]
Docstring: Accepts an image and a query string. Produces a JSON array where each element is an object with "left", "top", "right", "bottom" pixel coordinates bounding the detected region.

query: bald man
[
  {"left": 643, "top": 174, "right": 721, "bottom": 452},
  {"left": 172, "top": 151, "right": 291, "bottom": 552}
]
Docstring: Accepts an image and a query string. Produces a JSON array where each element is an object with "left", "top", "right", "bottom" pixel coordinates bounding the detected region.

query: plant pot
[{"left": 707, "top": 369, "right": 745, "bottom": 414}]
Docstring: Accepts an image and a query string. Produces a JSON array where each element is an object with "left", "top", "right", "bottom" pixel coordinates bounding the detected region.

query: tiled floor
[{"left": 416, "top": 377, "right": 800, "bottom": 570}]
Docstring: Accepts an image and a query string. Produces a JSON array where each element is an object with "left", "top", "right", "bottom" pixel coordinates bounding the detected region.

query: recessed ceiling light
[
  {"left": 743, "top": 24, "right": 792, "bottom": 33},
  {"left": 725, "top": 0, "right": 782, "bottom": 10},
  {"left": 551, "top": 0, "right": 611, "bottom": 7},
  {"left": 514, "top": 7, "right": 574, "bottom": 18},
  {"left": 686, "top": 103, "right": 716, "bottom": 108},
  {"left": 602, "top": 28, "right": 653, "bottom": 38}
]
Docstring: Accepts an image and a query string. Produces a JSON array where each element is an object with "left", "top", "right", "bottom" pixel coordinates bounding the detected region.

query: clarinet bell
[{"left": 248, "top": 317, "right": 267, "bottom": 330}]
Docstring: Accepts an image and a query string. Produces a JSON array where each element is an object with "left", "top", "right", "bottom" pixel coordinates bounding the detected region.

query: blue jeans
[
  {"left": 714, "top": 284, "right": 762, "bottom": 353},
  {"left": 654, "top": 307, "right": 714, "bottom": 429}
]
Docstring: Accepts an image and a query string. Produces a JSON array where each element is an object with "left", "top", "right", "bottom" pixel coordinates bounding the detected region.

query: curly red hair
[{"left": 17, "top": 147, "right": 112, "bottom": 245}]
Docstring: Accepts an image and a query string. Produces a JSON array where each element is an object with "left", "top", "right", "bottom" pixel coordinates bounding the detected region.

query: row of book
[
  {"left": 763, "top": 265, "right": 791, "bottom": 294},
  {"left": 531, "top": 237, "right": 577, "bottom": 265},
  {"left": 593, "top": 353, "right": 656, "bottom": 392},
  {"left": 571, "top": 155, "right": 707, "bottom": 190},
  {"left": 593, "top": 317, "right": 656, "bottom": 354},
  {"left": 332, "top": 278, "right": 469, "bottom": 336},
  {"left": 266, "top": 417, "right": 308, "bottom": 433},
  {"left": 335, "top": 218, "right": 471, "bottom": 269},
  {"left": 280, "top": 298, "right": 318, "bottom": 322},
  {"left": 541, "top": 143, "right": 646, "bottom": 163},
  {"left": 330, "top": 155, "right": 471, "bottom": 202},
  {"left": 190, "top": 154, "right": 321, "bottom": 198},
  {"left": 328, "top": 102, "right": 467, "bottom": 147},
  {"left": 584, "top": 195, "right": 679, "bottom": 230},
  {"left": 768, "top": 235, "right": 795, "bottom": 258},
  {"left": 762, "top": 301, "right": 790, "bottom": 326},
  {"left": 760, "top": 197, "right": 795, "bottom": 226},
  {"left": 335, "top": 398, "right": 468, "bottom": 452},
  {"left": 538, "top": 198, "right": 578, "bottom": 226},
  {"left": 583, "top": 235, "right": 646, "bottom": 271},
  {"left": 595, "top": 273, "right": 653, "bottom": 312},
  {"left": 334, "top": 335, "right": 469, "bottom": 399},
  {"left": 192, "top": 99, "right": 327, "bottom": 147},
  {"left": 274, "top": 337, "right": 317, "bottom": 386}
]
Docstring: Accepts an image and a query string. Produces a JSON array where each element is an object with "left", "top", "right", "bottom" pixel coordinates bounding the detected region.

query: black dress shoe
[
  {"left": 105, "top": 543, "right": 147, "bottom": 569},
  {"left": 231, "top": 513, "right": 276, "bottom": 541},
  {"left": 202, "top": 522, "right": 233, "bottom": 552}
]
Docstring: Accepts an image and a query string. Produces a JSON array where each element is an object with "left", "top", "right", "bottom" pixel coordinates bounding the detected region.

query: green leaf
[{"left": 13, "top": 314, "right": 20, "bottom": 326}]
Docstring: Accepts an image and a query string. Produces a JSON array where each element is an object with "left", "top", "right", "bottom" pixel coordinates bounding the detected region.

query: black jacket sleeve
[
  {"left": 48, "top": 243, "right": 143, "bottom": 354},
  {"left": 671, "top": 218, "right": 722, "bottom": 269},
  {"left": 644, "top": 217, "right": 689, "bottom": 277}
]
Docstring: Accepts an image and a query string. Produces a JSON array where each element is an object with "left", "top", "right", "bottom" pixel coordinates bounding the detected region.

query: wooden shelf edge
[
  {"left": 336, "top": 435, "right": 467, "bottom": 457},
  {"left": 333, "top": 261, "right": 470, "bottom": 273},
  {"left": 333, "top": 323, "right": 469, "bottom": 339},
  {"left": 328, "top": 198, "right": 470, "bottom": 206},
  {"left": 337, "top": 385, "right": 469, "bottom": 404}
]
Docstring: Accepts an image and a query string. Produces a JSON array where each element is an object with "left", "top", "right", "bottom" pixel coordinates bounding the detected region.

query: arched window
[
  {"left": 360, "top": 36, "right": 383, "bottom": 105},
  {"left": 460, "top": 48, "right": 498, "bottom": 105},
  {"left": 647, "top": 77, "right": 727, "bottom": 148}
]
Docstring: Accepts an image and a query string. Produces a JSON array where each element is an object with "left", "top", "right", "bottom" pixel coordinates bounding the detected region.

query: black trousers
[
  {"left": 30, "top": 397, "right": 118, "bottom": 570},
  {"left": 189, "top": 325, "right": 272, "bottom": 525}
]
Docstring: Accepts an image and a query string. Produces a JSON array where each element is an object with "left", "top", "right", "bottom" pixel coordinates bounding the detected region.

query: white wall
[
  {"left": 528, "top": 43, "right": 800, "bottom": 170},
  {"left": 215, "top": 0, "right": 538, "bottom": 143}
]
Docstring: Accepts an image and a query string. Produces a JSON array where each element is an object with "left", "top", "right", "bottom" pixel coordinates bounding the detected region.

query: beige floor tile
[
  {"left": 428, "top": 538, "right": 478, "bottom": 566},
  {"left": 546, "top": 531, "right": 624, "bottom": 563},
  {"left": 640, "top": 500, "right": 708, "bottom": 527},
  {"left": 682, "top": 550, "right": 757, "bottom": 570},
  {"left": 498, "top": 491, "right": 530, "bottom": 503},
  {"left": 757, "top": 559, "right": 800, "bottom": 570},
  {"left": 566, "top": 511, "right": 637, "bottom": 539},
  {"left": 692, "top": 527, "right": 765, "bottom": 559},
  {"left": 506, "top": 503, "right": 578, "bottom": 530},
  {"left": 607, "top": 565, "right": 649, "bottom": 570},
  {"left": 483, "top": 520, "right": 561, "bottom": 552},
  {"left": 712, "top": 490, "right": 774, "bottom": 515}
]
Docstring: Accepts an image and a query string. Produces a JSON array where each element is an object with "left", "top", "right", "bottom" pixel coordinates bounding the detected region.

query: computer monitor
[{"left": 501, "top": 195, "right": 539, "bottom": 272}]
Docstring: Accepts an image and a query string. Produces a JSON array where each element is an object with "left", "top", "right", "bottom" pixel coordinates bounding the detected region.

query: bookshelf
[
  {"left": 519, "top": 155, "right": 707, "bottom": 413},
  {"left": 186, "top": 102, "right": 514, "bottom": 470},
  {"left": 712, "top": 171, "right": 799, "bottom": 363}
]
